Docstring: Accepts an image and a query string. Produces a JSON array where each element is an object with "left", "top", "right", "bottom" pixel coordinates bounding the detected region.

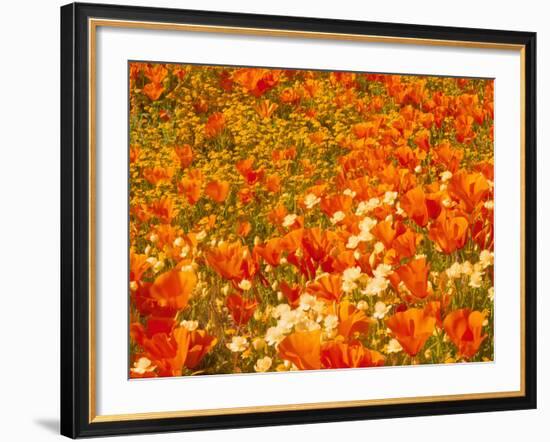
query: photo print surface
[{"left": 128, "top": 62, "right": 495, "bottom": 378}]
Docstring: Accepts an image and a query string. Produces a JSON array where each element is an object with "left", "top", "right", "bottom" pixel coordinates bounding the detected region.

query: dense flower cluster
[{"left": 129, "top": 62, "right": 494, "bottom": 378}]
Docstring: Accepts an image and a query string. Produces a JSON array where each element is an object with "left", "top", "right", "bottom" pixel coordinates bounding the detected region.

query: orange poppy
[
  {"left": 204, "top": 112, "right": 226, "bottom": 138},
  {"left": 159, "top": 109, "right": 171, "bottom": 121},
  {"left": 306, "top": 273, "right": 343, "bottom": 303},
  {"left": 130, "top": 251, "right": 151, "bottom": 283},
  {"left": 178, "top": 176, "right": 202, "bottom": 205},
  {"left": 237, "top": 187, "right": 255, "bottom": 205},
  {"left": 321, "top": 341, "right": 385, "bottom": 369},
  {"left": 135, "top": 326, "right": 215, "bottom": 376},
  {"left": 130, "top": 281, "right": 156, "bottom": 317},
  {"left": 129, "top": 62, "right": 144, "bottom": 82},
  {"left": 148, "top": 196, "right": 176, "bottom": 223},
  {"left": 330, "top": 71, "right": 357, "bottom": 88},
  {"left": 184, "top": 329, "right": 218, "bottom": 369},
  {"left": 173, "top": 66, "right": 186, "bottom": 81},
  {"left": 219, "top": 70, "right": 233, "bottom": 91},
  {"left": 279, "top": 87, "right": 301, "bottom": 105},
  {"left": 336, "top": 300, "right": 370, "bottom": 340},
  {"left": 192, "top": 97, "right": 209, "bottom": 114},
  {"left": 428, "top": 209, "right": 469, "bottom": 254},
  {"left": 394, "top": 256, "right": 431, "bottom": 300},
  {"left": 443, "top": 309, "right": 487, "bottom": 359},
  {"left": 302, "top": 227, "right": 336, "bottom": 262},
  {"left": 309, "top": 131, "right": 326, "bottom": 145},
  {"left": 279, "top": 281, "right": 302, "bottom": 308},
  {"left": 254, "top": 238, "right": 284, "bottom": 266},
  {"left": 303, "top": 79, "right": 321, "bottom": 98},
  {"left": 454, "top": 114, "right": 475, "bottom": 143},
  {"left": 342, "top": 176, "right": 375, "bottom": 201},
  {"left": 371, "top": 220, "right": 397, "bottom": 249},
  {"left": 235, "top": 157, "right": 254, "bottom": 176},
  {"left": 400, "top": 186, "right": 429, "bottom": 227},
  {"left": 392, "top": 229, "right": 421, "bottom": 260},
  {"left": 356, "top": 252, "right": 374, "bottom": 276},
  {"left": 205, "top": 241, "right": 253, "bottom": 281},
  {"left": 130, "top": 317, "right": 158, "bottom": 345},
  {"left": 152, "top": 224, "right": 182, "bottom": 250},
  {"left": 287, "top": 252, "right": 316, "bottom": 280},
  {"left": 149, "top": 269, "right": 197, "bottom": 312},
  {"left": 414, "top": 129, "right": 431, "bottom": 151},
  {"left": 267, "top": 203, "right": 288, "bottom": 226},
  {"left": 254, "top": 99, "right": 278, "bottom": 119},
  {"left": 471, "top": 210, "right": 494, "bottom": 251},
  {"left": 236, "top": 157, "right": 264, "bottom": 185},
  {"left": 352, "top": 121, "right": 377, "bottom": 139},
  {"left": 474, "top": 160, "right": 494, "bottom": 181},
  {"left": 132, "top": 331, "right": 181, "bottom": 377},
  {"left": 164, "top": 327, "right": 191, "bottom": 376},
  {"left": 272, "top": 146, "right": 297, "bottom": 162},
  {"left": 447, "top": 170, "right": 490, "bottom": 213},
  {"left": 142, "top": 82, "right": 164, "bottom": 101},
  {"left": 232, "top": 68, "right": 280, "bottom": 97},
  {"left": 130, "top": 145, "right": 141, "bottom": 164},
  {"left": 394, "top": 144, "right": 421, "bottom": 169},
  {"left": 320, "top": 194, "right": 353, "bottom": 217},
  {"left": 174, "top": 144, "right": 193, "bottom": 169},
  {"left": 278, "top": 330, "right": 321, "bottom": 370},
  {"left": 264, "top": 174, "right": 282, "bottom": 193},
  {"left": 322, "top": 249, "right": 356, "bottom": 273},
  {"left": 424, "top": 300, "right": 444, "bottom": 328},
  {"left": 143, "top": 64, "right": 168, "bottom": 83},
  {"left": 418, "top": 111, "right": 435, "bottom": 129},
  {"left": 300, "top": 158, "right": 315, "bottom": 177},
  {"left": 236, "top": 219, "right": 252, "bottom": 237},
  {"left": 226, "top": 293, "right": 258, "bottom": 326},
  {"left": 386, "top": 308, "right": 436, "bottom": 356},
  {"left": 425, "top": 190, "right": 444, "bottom": 220},
  {"left": 433, "top": 140, "right": 464, "bottom": 172},
  {"left": 142, "top": 166, "right": 174, "bottom": 185},
  {"left": 281, "top": 228, "right": 304, "bottom": 253},
  {"left": 205, "top": 180, "right": 230, "bottom": 203}
]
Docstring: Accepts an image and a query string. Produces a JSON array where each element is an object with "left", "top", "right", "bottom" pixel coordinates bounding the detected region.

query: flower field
[{"left": 129, "top": 62, "right": 494, "bottom": 378}]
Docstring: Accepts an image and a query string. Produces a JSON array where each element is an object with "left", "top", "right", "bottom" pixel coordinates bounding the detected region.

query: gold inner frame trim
[{"left": 88, "top": 17, "right": 527, "bottom": 424}]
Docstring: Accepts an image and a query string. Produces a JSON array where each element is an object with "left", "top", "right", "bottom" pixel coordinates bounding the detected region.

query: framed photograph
[{"left": 60, "top": 2, "right": 537, "bottom": 438}]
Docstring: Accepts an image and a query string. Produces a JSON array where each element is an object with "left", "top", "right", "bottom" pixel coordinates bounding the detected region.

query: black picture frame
[{"left": 61, "top": 2, "right": 537, "bottom": 438}]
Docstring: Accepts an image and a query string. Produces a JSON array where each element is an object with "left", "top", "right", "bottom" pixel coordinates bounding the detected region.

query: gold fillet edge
[
  {"left": 87, "top": 18, "right": 527, "bottom": 423},
  {"left": 91, "top": 391, "right": 524, "bottom": 423},
  {"left": 519, "top": 47, "right": 526, "bottom": 396},
  {"left": 89, "top": 18, "right": 97, "bottom": 423},
  {"left": 89, "top": 18, "right": 525, "bottom": 50}
]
